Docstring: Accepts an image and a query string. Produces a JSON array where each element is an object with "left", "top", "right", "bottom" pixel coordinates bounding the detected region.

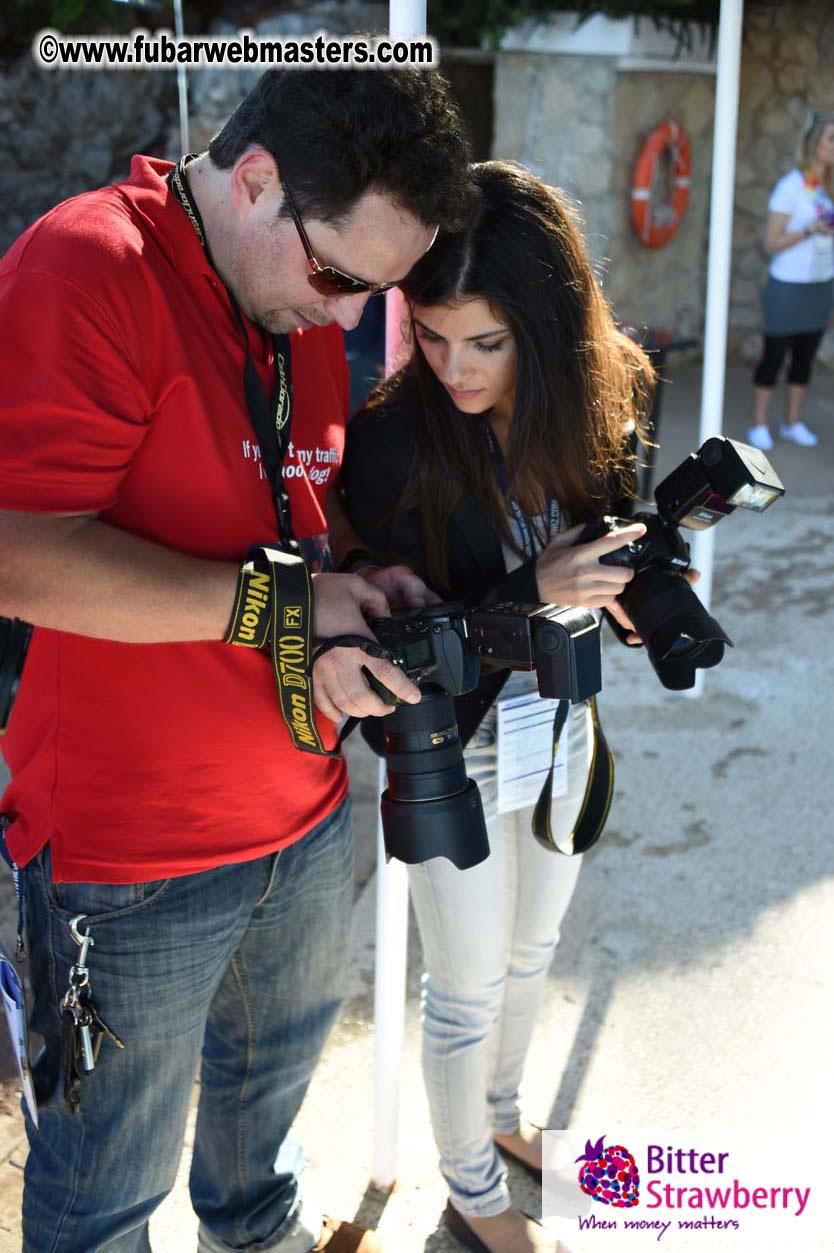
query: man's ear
[{"left": 230, "top": 148, "right": 279, "bottom": 217}]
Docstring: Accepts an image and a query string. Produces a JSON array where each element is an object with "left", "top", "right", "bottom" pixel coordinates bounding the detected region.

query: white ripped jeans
[{"left": 407, "top": 673, "right": 592, "bottom": 1218}]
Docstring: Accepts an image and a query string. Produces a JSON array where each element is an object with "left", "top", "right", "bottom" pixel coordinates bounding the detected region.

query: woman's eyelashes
[{"left": 416, "top": 329, "right": 509, "bottom": 355}]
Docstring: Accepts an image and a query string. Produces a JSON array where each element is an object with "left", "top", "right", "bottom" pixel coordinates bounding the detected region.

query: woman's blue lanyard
[{"left": 484, "top": 422, "right": 560, "bottom": 559}]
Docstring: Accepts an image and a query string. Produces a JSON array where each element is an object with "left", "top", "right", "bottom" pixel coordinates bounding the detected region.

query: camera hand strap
[
  {"left": 532, "top": 696, "right": 614, "bottom": 855},
  {"left": 227, "top": 545, "right": 331, "bottom": 755},
  {"left": 227, "top": 552, "right": 398, "bottom": 756}
]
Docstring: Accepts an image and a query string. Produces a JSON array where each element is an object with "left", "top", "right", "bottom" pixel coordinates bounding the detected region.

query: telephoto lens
[
  {"left": 378, "top": 688, "right": 489, "bottom": 871},
  {"left": 0, "top": 617, "right": 33, "bottom": 734}
]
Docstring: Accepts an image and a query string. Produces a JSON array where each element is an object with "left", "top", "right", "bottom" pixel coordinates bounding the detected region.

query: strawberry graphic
[{"left": 576, "top": 1135, "right": 640, "bottom": 1208}]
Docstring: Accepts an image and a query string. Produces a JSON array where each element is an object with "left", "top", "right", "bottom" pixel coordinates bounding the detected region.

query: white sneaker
[
  {"left": 779, "top": 420, "right": 818, "bottom": 446},
  {"left": 746, "top": 425, "right": 773, "bottom": 450}
]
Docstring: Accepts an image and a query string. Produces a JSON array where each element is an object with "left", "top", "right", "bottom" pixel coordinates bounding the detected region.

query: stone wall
[
  {"left": 493, "top": 54, "right": 715, "bottom": 346},
  {"left": 0, "top": 0, "right": 388, "bottom": 256},
  {"left": 0, "top": 58, "right": 177, "bottom": 255},
  {"left": 492, "top": 53, "right": 619, "bottom": 256},
  {"left": 493, "top": 0, "right": 834, "bottom": 366}
]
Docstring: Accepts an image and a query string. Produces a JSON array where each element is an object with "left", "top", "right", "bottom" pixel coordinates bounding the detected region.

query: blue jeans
[{"left": 21, "top": 796, "right": 353, "bottom": 1252}]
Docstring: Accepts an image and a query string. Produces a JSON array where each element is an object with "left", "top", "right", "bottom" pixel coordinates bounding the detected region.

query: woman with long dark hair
[{"left": 341, "top": 162, "right": 652, "bottom": 1253}]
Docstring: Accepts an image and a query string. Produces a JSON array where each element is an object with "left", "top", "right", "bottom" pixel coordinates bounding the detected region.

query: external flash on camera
[{"left": 654, "top": 436, "right": 785, "bottom": 530}]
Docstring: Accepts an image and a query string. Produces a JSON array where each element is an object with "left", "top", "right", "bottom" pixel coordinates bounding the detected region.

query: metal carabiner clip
[{"left": 68, "top": 915, "right": 94, "bottom": 971}]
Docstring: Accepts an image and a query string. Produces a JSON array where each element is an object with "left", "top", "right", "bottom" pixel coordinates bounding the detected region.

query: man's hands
[
  {"left": 535, "top": 522, "right": 647, "bottom": 609},
  {"left": 311, "top": 571, "right": 422, "bottom": 722}
]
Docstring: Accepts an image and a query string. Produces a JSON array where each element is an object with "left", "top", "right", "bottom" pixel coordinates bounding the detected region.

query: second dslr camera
[{"left": 578, "top": 435, "right": 784, "bottom": 689}]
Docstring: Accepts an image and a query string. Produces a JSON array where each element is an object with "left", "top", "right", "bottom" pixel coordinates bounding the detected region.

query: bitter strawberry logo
[{"left": 576, "top": 1136, "right": 640, "bottom": 1208}]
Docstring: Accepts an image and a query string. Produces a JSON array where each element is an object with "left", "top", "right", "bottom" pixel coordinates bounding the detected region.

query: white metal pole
[
  {"left": 687, "top": 0, "right": 744, "bottom": 699},
  {"left": 372, "top": 0, "right": 427, "bottom": 1191},
  {"left": 388, "top": 0, "right": 427, "bottom": 39},
  {"left": 173, "top": 0, "right": 190, "bottom": 155},
  {"left": 372, "top": 760, "right": 410, "bottom": 1189}
]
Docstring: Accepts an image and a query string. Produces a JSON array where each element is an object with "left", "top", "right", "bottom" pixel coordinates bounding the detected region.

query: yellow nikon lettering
[
  {"left": 278, "top": 635, "right": 306, "bottom": 671},
  {"left": 281, "top": 673, "right": 306, "bottom": 690},
  {"left": 248, "top": 571, "right": 271, "bottom": 596},
  {"left": 289, "top": 691, "right": 317, "bottom": 747},
  {"left": 243, "top": 593, "right": 268, "bottom": 613},
  {"left": 279, "top": 634, "right": 305, "bottom": 651}
]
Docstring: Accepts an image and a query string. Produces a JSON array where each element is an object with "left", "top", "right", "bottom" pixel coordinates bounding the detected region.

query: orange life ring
[{"left": 630, "top": 121, "right": 691, "bottom": 249}]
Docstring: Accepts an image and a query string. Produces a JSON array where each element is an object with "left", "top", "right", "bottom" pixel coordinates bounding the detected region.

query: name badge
[{"left": 497, "top": 692, "right": 569, "bottom": 816}]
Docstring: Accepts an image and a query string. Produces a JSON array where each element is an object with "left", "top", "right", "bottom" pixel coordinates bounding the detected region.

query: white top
[{"left": 768, "top": 169, "right": 834, "bottom": 283}]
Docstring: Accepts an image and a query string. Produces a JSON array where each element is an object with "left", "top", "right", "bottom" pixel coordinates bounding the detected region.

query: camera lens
[
  {"left": 378, "top": 688, "right": 489, "bottom": 869},
  {"left": 0, "top": 617, "right": 33, "bottom": 734},
  {"left": 619, "top": 570, "right": 731, "bottom": 690}
]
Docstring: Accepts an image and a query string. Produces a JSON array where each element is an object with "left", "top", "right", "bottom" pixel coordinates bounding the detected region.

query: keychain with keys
[{"left": 60, "top": 915, "right": 125, "bottom": 1114}]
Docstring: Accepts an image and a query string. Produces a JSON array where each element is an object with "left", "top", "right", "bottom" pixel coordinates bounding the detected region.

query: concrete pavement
[{"left": 0, "top": 361, "right": 832, "bottom": 1251}]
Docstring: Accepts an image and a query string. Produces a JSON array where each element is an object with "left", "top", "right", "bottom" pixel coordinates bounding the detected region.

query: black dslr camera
[
  {"left": 578, "top": 436, "right": 784, "bottom": 690},
  {"left": 366, "top": 601, "right": 601, "bottom": 871},
  {"left": 0, "top": 618, "right": 32, "bottom": 734}
]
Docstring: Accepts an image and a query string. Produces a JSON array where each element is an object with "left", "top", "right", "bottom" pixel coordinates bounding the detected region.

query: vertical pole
[
  {"left": 687, "top": 0, "right": 745, "bottom": 699},
  {"left": 372, "top": 760, "right": 410, "bottom": 1189},
  {"left": 173, "top": 0, "right": 190, "bottom": 155},
  {"left": 372, "top": 0, "right": 427, "bottom": 1191}
]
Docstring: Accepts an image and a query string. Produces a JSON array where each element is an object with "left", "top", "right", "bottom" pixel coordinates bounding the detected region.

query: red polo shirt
[{"left": 0, "top": 156, "right": 350, "bottom": 882}]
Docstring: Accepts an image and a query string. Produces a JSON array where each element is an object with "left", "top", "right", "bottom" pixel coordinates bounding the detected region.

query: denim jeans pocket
[{"left": 38, "top": 844, "right": 172, "bottom": 925}]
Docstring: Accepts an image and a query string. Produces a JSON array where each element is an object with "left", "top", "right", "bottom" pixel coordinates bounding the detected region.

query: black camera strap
[
  {"left": 168, "top": 157, "right": 297, "bottom": 546},
  {"left": 532, "top": 695, "right": 614, "bottom": 856},
  {"left": 169, "top": 160, "right": 343, "bottom": 756}
]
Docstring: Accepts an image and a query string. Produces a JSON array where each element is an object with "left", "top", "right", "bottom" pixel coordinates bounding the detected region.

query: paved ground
[{"left": 0, "top": 360, "right": 832, "bottom": 1251}]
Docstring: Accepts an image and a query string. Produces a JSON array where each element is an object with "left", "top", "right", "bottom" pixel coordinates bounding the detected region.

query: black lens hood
[{"left": 380, "top": 779, "right": 489, "bottom": 870}]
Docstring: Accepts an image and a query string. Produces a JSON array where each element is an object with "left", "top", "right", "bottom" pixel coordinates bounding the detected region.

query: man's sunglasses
[{"left": 282, "top": 179, "right": 399, "bottom": 298}]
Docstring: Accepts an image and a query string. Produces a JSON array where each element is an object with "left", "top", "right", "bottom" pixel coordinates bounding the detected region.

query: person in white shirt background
[{"left": 748, "top": 110, "right": 834, "bottom": 450}]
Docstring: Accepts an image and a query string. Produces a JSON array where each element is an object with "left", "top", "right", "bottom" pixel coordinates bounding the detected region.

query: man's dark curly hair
[{"left": 208, "top": 67, "right": 475, "bottom": 231}]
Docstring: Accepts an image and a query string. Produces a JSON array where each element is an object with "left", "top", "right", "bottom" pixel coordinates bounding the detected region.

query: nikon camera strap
[
  {"left": 170, "top": 159, "right": 333, "bottom": 757},
  {"left": 531, "top": 695, "right": 614, "bottom": 856},
  {"left": 226, "top": 546, "right": 332, "bottom": 756}
]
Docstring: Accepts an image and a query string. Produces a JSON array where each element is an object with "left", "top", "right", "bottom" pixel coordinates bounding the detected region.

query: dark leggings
[{"left": 753, "top": 330, "right": 825, "bottom": 388}]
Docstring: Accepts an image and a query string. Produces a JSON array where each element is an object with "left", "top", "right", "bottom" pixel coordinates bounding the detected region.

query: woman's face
[
  {"left": 815, "top": 122, "right": 834, "bottom": 169},
  {"left": 411, "top": 298, "right": 517, "bottom": 420}
]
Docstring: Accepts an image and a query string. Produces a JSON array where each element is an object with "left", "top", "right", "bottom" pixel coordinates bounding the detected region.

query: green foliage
[
  {"left": 428, "top": 0, "right": 722, "bottom": 48},
  {"left": 1, "top": 0, "right": 164, "bottom": 56}
]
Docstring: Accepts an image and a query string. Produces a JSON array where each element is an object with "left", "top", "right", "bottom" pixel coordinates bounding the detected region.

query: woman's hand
[
  {"left": 607, "top": 565, "right": 702, "bottom": 646},
  {"left": 535, "top": 521, "right": 647, "bottom": 609},
  {"left": 357, "top": 563, "right": 442, "bottom": 611},
  {"left": 765, "top": 209, "right": 834, "bottom": 255}
]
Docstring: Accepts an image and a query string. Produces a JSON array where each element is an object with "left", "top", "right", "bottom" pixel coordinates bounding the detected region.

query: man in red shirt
[{"left": 0, "top": 68, "right": 473, "bottom": 1251}]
